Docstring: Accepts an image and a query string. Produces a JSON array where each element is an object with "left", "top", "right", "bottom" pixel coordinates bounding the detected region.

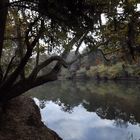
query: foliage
[
  {"left": 107, "top": 63, "right": 125, "bottom": 78},
  {"left": 86, "top": 64, "right": 109, "bottom": 78},
  {"left": 86, "top": 63, "right": 140, "bottom": 79},
  {"left": 86, "top": 66, "right": 98, "bottom": 77}
]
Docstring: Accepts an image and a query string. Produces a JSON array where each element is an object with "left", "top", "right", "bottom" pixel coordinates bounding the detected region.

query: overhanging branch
[{"left": 29, "top": 56, "right": 67, "bottom": 80}]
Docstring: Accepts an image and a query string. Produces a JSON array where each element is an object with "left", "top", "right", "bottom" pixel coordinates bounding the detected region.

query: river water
[{"left": 27, "top": 80, "right": 140, "bottom": 140}]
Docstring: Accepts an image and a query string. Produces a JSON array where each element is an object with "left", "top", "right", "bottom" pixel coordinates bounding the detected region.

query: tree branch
[
  {"left": 0, "top": 18, "right": 44, "bottom": 93},
  {"left": 75, "top": 31, "right": 89, "bottom": 55},
  {"left": 35, "top": 42, "right": 40, "bottom": 67},
  {"left": 29, "top": 56, "right": 67, "bottom": 80},
  {"left": 2, "top": 55, "right": 16, "bottom": 82},
  {"left": 0, "top": 71, "right": 57, "bottom": 103},
  {"left": 25, "top": 17, "right": 39, "bottom": 48}
]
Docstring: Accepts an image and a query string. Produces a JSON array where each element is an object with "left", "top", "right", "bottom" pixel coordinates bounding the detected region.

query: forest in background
[{"left": 0, "top": 0, "right": 140, "bottom": 102}]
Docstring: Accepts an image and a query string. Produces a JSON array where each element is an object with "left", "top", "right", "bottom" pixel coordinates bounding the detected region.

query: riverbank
[
  {"left": 0, "top": 95, "right": 62, "bottom": 140},
  {"left": 59, "top": 75, "right": 140, "bottom": 81},
  {"left": 60, "top": 62, "right": 140, "bottom": 81}
]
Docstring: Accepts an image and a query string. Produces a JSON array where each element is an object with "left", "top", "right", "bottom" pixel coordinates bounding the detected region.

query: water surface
[{"left": 27, "top": 80, "right": 140, "bottom": 140}]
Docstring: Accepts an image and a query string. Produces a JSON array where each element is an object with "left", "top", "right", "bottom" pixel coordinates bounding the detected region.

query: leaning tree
[{"left": 0, "top": 0, "right": 140, "bottom": 103}]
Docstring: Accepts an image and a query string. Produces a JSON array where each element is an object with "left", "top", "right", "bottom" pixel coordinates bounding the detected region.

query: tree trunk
[{"left": 0, "top": 0, "right": 9, "bottom": 80}]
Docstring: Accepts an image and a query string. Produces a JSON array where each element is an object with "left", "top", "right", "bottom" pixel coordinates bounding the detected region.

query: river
[{"left": 26, "top": 80, "right": 140, "bottom": 140}]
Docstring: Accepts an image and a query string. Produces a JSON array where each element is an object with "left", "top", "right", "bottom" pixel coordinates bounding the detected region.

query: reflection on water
[{"left": 27, "top": 80, "right": 140, "bottom": 140}]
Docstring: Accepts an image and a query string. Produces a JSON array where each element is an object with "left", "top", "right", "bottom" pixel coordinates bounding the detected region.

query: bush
[
  {"left": 107, "top": 62, "right": 124, "bottom": 79},
  {"left": 86, "top": 66, "right": 98, "bottom": 77},
  {"left": 86, "top": 64, "right": 109, "bottom": 78},
  {"left": 86, "top": 62, "right": 140, "bottom": 79}
]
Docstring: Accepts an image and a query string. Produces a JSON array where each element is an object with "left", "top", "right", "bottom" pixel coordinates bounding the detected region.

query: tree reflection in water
[{"left": 27, "top": 80, "right": 140, "bottom": 127}]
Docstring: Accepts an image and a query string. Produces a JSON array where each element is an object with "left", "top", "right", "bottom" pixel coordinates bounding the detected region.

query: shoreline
[{"left": 58, "top": 76, "right": 140, "bottom": 82}]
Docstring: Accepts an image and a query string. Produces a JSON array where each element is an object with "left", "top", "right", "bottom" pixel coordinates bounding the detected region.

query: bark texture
[{"left": 0, "top": 95, "right": 62, "bottom": 140}]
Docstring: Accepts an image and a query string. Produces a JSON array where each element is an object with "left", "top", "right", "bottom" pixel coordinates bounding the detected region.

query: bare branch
[
  {"left": 29, "top": 56, "right": 67, "bottom": 80},
  {"left": 97, "top": 49, "right": 110, "bottom": 62},
  {"left": 75, "top": 31, "right": 89, "bottom": 55}
]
